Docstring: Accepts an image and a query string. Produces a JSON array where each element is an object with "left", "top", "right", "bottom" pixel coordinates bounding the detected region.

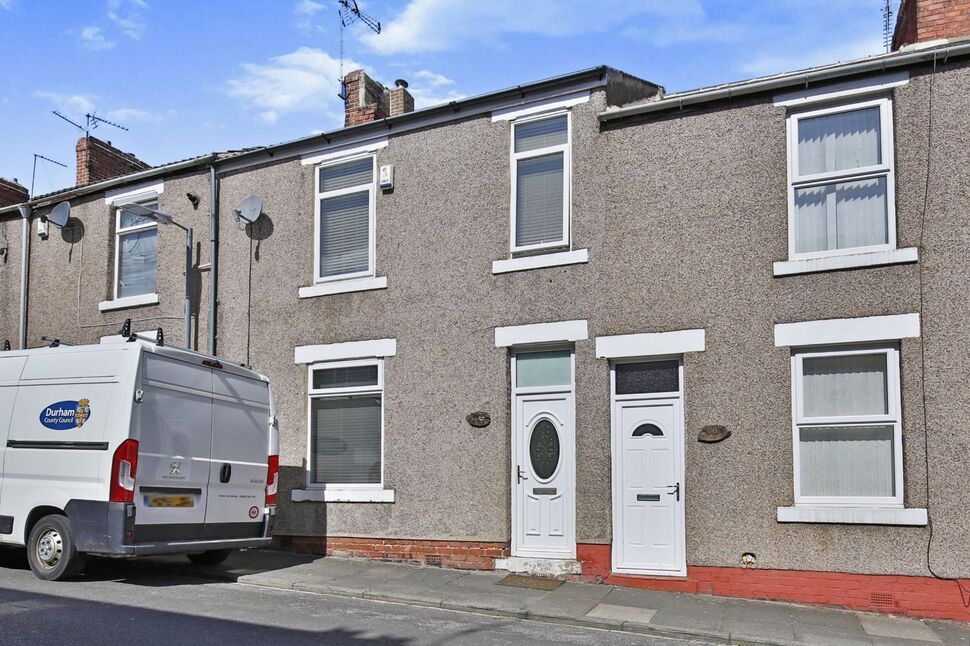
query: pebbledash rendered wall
[{"left": 1, "top": 56, "right": 969, "bottom": 617}]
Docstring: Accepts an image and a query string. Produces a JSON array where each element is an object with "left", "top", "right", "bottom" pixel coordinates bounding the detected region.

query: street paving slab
[{"left": 157, "top": 549, "right": 970, "bottom": 646}]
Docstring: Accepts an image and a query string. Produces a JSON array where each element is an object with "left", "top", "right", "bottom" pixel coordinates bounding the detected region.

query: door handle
[
  {"left": 516, "top": 466, "right": 528, "bottom": 484},
  {"left": 666, "top": 482, "right": 680, "bottom": 502},
  {"left": 220, "top": 463, "right": 232, "bottom": 483}
]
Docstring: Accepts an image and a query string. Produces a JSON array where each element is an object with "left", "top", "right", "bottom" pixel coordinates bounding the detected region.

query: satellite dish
[
  {"left": 236, "top": 196, "right": 262, "bottom": 224},
  {"left": 48, "top": 201, "right": 71, "bottom": 229}
]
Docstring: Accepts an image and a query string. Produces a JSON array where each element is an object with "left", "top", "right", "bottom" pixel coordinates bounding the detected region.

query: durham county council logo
[{"left": 39, "top": 399, "right": 92, "bottom": 431}]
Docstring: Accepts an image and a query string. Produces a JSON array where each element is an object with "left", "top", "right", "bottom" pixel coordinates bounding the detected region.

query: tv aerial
[
  {"left": 337, "top": 0, "right": 381, "bottom": 100},
  {"left": 52, "top": 110, "right": 129, "bottom": 137},
  {"left": 29, "top": 153, "right": 67, "bottom": 198},
  {"left": 234, "top": 196, "right": 263, "bottom": 224}
]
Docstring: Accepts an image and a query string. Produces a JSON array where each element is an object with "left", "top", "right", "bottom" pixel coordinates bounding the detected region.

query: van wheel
[
  {"left": 187, "top": 549, "right": 232, "bottom": 566},
  {"left": 27, "top": 515, "right": 87, "bottom": 581}
]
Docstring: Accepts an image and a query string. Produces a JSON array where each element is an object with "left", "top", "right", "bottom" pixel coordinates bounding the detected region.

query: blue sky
[{"left": 0, "top": 0, "right": 892, "bottom": 196}]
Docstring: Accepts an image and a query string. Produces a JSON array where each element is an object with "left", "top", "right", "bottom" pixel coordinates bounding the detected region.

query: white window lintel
[
  {"left": 596, "top": 328, "right": 705, "bottom": 359},
  {"left": 495, "top": 320, "right": 588, "bottom": 348},
  {"left": 301, "top": 138, "right": 388, "bottom": 166},
  {"left": 777, "top": 506, "right": 926, "bottom": 526},
  {"left": 773, "top": 71, "right": 909, "bottom": 108},
  {"left": 295, "top": 338, "right": 397, "bottom": 364},
  {"left": 98, "top": 293, "right": 160, "bottom": 312},
  {"left": 491, "top": 90, "right": 590, "bottom": 122},
  {"left": 104, "top": 180, "right": 164, "bottom": 206},
  {"left": 774, "top": 313, "right": 920, "bottom": 348}
]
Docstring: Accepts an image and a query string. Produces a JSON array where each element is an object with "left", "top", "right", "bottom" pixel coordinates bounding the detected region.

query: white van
[{"left": 0, "top": 331, "right": 279, "bottom": 580}]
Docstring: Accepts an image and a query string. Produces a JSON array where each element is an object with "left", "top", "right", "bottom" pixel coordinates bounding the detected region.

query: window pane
[
  {"left": 516, "top": 350, "right": 571, "bottom": 388},
  {"left": 802, "top": 353, "right": 888, "bottom": 417},
  {"left": 515, "top": 153, "right": 564, "bottom": 247},
  {"left": 794, "top": 178, "right": 888, "bottom": 253},
  {"left": 120, "top": 201, "right": 158, "bottom": 229},
  {"left": 117, "top": 228, "right": 157, "bottom": 298},
  {"left": 797, "top": 106, "right": 881, "bottom": 175},
  {"left": 615, "top": 361, "right": 679, "bottom": 395},
  {"left": 313, "top": 365, "right": 378, "bottom": 390},
  {"left": 311, "top": 395, "right": 381, "bottom": 485},
  {"left": 319, "top": 191, "right": 370, "bottom": 278},
  {"left": 799, "top": 425, "right": 894, "bottom": 497},
  {"left": 514, "top": 116, "right": 567, "bottom": 153},
  {"left": 529, "top": 419, "right": 560, "bottom": 480},
  {"left": 319, "top": 158, "right": 373, "bottom": 193}
]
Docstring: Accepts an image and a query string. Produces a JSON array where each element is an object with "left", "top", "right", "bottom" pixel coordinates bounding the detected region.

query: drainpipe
[
  {"left": 208, "top": 164, "right": 219, "bottom": 355},
  {"left": 17, "top": 205, "right": 30, "bottom": 349}
]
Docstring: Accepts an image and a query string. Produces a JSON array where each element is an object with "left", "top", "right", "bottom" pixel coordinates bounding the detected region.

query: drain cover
[{"left": 496, "top": 574, "right": 563, "bottom": 591}]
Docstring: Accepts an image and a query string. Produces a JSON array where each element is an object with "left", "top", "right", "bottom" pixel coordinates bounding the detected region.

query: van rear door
[
  {"left": 203, "top": 369, "right": 270, "bottom": 539},
  {"left": 132, "top": 353, "right": 212, "bottom": 542}
]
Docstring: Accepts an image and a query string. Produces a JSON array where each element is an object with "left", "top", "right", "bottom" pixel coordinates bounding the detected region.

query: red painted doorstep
[{"left": 576, "top": 544, "right": 970, "bottom": 622}]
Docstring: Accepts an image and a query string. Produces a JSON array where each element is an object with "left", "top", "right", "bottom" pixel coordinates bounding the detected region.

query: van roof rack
[
  {"left": 2, "top": 340, "right": 9, "bottom": 351},
  {"left": 41, "top": 336, "right": 74, "bottom": 348}
]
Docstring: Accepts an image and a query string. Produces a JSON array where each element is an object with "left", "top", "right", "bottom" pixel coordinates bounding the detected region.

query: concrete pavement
[{"left": 171, "top": 549, "right": 970, "bottom": 645}]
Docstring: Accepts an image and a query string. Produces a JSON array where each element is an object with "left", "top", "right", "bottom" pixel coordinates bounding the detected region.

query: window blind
[
  {"left": 319, "top": 191, "right": 370, "bottom": 277},
  {"left": 514, "top": 115, "right": 567, "bottom": 153},
  {"left": 319, "top": 158, "right": 373, "bottom": 192},
  {"left": 311, "top": 395, "right": 381, "bottom": 485},
  {"left": 515, "top": 153, "right": 564, "bottom": 247},
  {"left": 118, "top": 228, "right": 158, "bottom": 298},
  {"left": 802, "top": 353, "right": 888, "bottom": 417},
  {"left": 313, "top": 365, "right": 378, "bottom": 390},
  {"left": 794, "top": 178, "right": 888, "bottom": 253},
  {"left": 797, "top": 107, "right": 881, "bottom": 175},
  {"left": 799, "top": 425, "right": 895, "bottom": 497}
]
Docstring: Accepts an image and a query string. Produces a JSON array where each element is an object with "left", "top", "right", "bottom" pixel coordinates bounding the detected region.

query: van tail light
[
  {"left": 265, "top": 455, "right": 279, "bottom": 506},
  {"left": 110, "top": 439, "right": 139, "bottom": 503}
]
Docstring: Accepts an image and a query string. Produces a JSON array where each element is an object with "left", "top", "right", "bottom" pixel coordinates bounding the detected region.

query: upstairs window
[
  {"left": 787, "top": 97, "right": 895, "bottom": 259},
  {"left": 115, "top": 201, "right": 158, "bottom": 299},
  {"left": 511, "top": 113, "right": 571, "bottom": 254},
  {"left": 315, "top": 156, "right": 375, "bottom": 282},
  {"left": 791, "top": 344, "right": 903, "bottom": 507}
]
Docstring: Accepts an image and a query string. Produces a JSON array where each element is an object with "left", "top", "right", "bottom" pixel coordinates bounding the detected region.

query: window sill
[
  {"left": 98, "top": 293, "right": 159, "bottom": 312},
  {"left": 492, "top": 248, "right": 588, "bottom": 274},
  {"left": 298, "top": 276, "right": 387, "bottom": 299},
  {"left": 291, "top": 488, "right": 395, "bottom": 503},
  {"left": 773, "top": 247, "right": 918, "bottom": 277},
  {"left": 777, "top": 506, "right": 927, "bottom": 526}
]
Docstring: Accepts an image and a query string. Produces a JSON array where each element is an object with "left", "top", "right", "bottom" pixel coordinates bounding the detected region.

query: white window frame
[
  {"left": 786, "top": 95, "right": 896, "bottom": 261},
  {"left": 305, "top": 357, "right": 385, "bottom": 491},
  {"left": 313, "top": 154, "right": 376, "bottom": 284},
  {"left": 790, "top": 344, "right": 904, "bottom": 509},
  {"left": 509, "top": 110, "right": 572, "bottom": 255},
  {"left": 113, "top": 200, "right": 159, "bottom": 300}
]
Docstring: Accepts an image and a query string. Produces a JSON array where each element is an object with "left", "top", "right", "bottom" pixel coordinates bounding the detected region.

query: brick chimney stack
[
  {"left": 893, "top": 0, "right": 970, "bottom": 50},
  {"left": 343, "top": 70, "right": 390, "bottom": 127},
  {"left": 0, "top": 178, "right": 29, "bottom": 207},
  {"left": 389, "top": 79, "right": 415, "bottom": 117},
  {"left": 75, "top": 135, "right": 151, "bottom": 187}
]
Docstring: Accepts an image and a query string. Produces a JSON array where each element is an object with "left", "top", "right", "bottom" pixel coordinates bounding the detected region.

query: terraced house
[{"left": 1, "top": 0, "right": 969, "bottom": 621}]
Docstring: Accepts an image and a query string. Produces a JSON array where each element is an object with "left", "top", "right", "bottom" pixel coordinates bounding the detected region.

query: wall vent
[
  {"left": 426, "top": 554, "right": 442, "bottom": 567},
  {"left": 870, "top": 591, "right": 895, "bottom": 607}
]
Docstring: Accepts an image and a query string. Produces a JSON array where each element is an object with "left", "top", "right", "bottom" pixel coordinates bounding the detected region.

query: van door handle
[{"left": 220, "top": 463, "right": 232, "bottom": 483}]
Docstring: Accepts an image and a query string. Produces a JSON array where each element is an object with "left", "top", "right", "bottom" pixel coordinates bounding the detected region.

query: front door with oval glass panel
[
  {"left": 612, "top": 360, "right": 686, "bottom": 576},
  {"left": 512, "top": 350, "right": 575, "bottom": 559}
]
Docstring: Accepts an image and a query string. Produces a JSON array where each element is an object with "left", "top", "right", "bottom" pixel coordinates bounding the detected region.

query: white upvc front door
[
  {"left": 611, "top": 360, "right": 687, "bottom": 576},
  {"left": 511, "top": 350, "right": 576, "bottom": 559}
]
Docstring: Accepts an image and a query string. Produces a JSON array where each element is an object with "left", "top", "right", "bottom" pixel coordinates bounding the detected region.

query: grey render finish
[{"left": 1, "top": 55, "right": 968, "bottom": 579}]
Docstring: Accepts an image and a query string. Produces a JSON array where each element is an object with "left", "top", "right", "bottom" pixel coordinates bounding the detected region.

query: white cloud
[
  {"left": 226, "top": 47, "right": 357, "bottom": 125},
  {"left": 106, "top": 0, "right": 148, "bottom": 40},
  {"left": 294, "top": 0, "right": 326, "bottom": 15},
  {"left": 407, "top": 70, "right": 464, "bottom": 109},
  {"left": 413, "top": 70, "right": 454, "bottom": 87},
  {"left": 80, "top": 26, "right": 116, "bottom": 50},
  {"left": 35, "top": 91, "right": 99, "bottom": 115},
  {"left": 0, "top": 0, "right": 12, "bottom": 10},
  {"left": 739, "top": 36, "right": 884, "bottom": 77},
  {"left": 105, "top": 107, "right": 164, "bottom": 123},
  {"left": 363, "top": 0, "right": 723, "bottom": 54}
]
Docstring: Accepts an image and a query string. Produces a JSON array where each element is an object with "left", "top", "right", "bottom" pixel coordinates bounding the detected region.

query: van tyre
[
  {"left": 27, "top": 514, "right": 87, "bottom": 581},
  {"left": 187, "top": 549, "right": 232, "bottom": 566}
]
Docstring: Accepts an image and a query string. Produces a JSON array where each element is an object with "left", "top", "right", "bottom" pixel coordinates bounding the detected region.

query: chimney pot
[{"left": 395, "top": 79, "right": 409, "bottom": 89}]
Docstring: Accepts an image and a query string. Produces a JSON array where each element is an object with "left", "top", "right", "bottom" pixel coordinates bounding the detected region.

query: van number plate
[{"left": 145, "top": 495, "right": 194, "bottom": 508}]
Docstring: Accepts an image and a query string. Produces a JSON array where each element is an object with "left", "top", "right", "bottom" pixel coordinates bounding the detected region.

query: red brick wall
[
  {"left": 272, "top": 535, "right": 510, "bottom": 570},
  {"left": 389, "top": 86, "right": 414, "bottom": 117},
  {"left": 0, "top": 178, "right": 28, "bottom": 207},
  {"left": 576, "top": 544, "right": 970, "bottom": 623},
  {"left": 343, "top": 70, "right": 390, "bottom": 127},
  {"left": 75, "top": 136, "right": 150, "bottom": 187},
  {"left": 893, "top": 0, "right": 970, "bottom": 49}
]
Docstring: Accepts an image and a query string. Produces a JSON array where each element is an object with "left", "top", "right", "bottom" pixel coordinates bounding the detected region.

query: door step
[{"left": 495, "top": 556, "right": 581, "bottom": 577}]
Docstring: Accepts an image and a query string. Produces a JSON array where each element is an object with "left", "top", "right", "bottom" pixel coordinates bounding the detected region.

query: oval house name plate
[{"left": 466, "top": 412, "right": 491, "bottom": 428}]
